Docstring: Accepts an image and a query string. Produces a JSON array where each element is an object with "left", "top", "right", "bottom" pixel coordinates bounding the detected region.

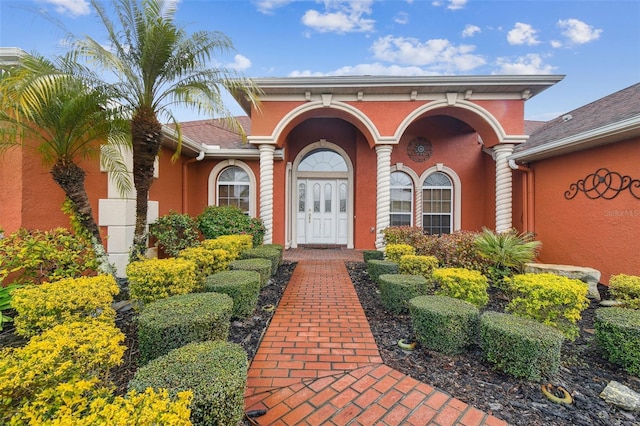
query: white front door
[{"left": 296, "top": 179, "right": 348, "bottom": 245}]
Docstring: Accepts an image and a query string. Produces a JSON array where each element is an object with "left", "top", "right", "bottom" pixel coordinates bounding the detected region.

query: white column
[
  {"left": 375, "top": 145, "right": 393, "bottom": 249},
  {"left": 259, "top": 144, "right": 275, "bottom": 244},
  {"left": 493, "top": 143, "right": 515, "bottom": 233}
]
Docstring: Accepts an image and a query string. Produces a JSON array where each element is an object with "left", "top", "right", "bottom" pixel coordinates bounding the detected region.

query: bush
[
  {"left": 126, "top": 258, "right": 197, "bottom": 305},
  {"left": 385, "top": 243, "right": 416, "bottom": 263},
  {"left": 0, "top": 283, "right": 20, "bottom": 331},
  {"left": 12, "top": 379, "right": 192, "bottom": 426},
  {"left": 366, "top": 259, "right": 399, "bottom": 284},
  {"left": 363, "top": 250, "right": 384, "bottom": 262},
  {"left": 129, "top": 340, "right": 248, "bottom": 426},
  {"left": 595, "top": 307, "right": 640, "bottom": 376},
  {"left": 399, "top": 255, "right": 438, "bottom": 279},
  {"left": 433, "top": 267, "right": 489, "bottom": 308},
  {"left": 178, "top": 246, "right": 232, "bottom": 286},
  {"left": 201, "top": 235, "right": 253, "bottom": 260},
  {"left": 379, "top": 274, "right": 431, "bottom": 314},
  {"left": 609, "top": 274, "right": 640, "bottom": 309},
  {"left": 504, "top": 273, "right": 589, "bottom": 340},
  {"left": 11, "top": 275, "right": 119, "bottom": 338},
  {"left": 382, "top": 226, "right": 426, "bottom": 247},
  {"left": 229, "top": 258, "right": 272, "bottom": 287},
  {"left": 149, "top": 211, "right": 200, "bottom": 257},
  {"left": 474, "top": 227, "right": 541, "bottom": 283},
  {"left": 0, "top": 320, "right": 125, "bottom": 423},
  {"left": 197, "top": 206, "right": 265, "bottom": 247},
  {"left": 0, "top": 228, "right": 99, "bottom": 286},
  {"left": 204, "top": 271, "right": 261, "bottom": 319},
  {"left": 480, "top": 311, "right": 564, "bottom": 381},
  {"left": 409, "top": 295, "right": 479, "bottom": 355},
  {"left": 240, "top": 246, "right": 281, "bottom": 276},
  {"left": 137, "top": 292, "right": 233, "bottom": 364},
  {"left": 262, "top": 244, "right": 284, "bottom": 264}
]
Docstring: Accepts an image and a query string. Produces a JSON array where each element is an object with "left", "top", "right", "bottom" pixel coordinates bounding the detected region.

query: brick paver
[{"left": 245, "top": 248, "right": 508, "bottom": 425}]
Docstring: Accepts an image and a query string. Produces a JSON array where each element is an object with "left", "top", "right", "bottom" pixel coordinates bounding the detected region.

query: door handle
[{"left": 308, "top": 211, "right": 311, "bottom": 224}]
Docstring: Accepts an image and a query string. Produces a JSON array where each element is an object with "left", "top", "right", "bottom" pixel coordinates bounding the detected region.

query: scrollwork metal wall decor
[{"left": 564, "top": 168, "right": 640, "bottom": 200}]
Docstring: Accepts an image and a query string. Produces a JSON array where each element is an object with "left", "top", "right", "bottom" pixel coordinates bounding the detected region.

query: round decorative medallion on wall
[{"left": 407, "top": 137, "right": 433, "bottom": 162}]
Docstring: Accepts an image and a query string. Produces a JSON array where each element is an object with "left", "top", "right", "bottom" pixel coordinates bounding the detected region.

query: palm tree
[
  {"left": 0, "top": 53, "right": 131, "bottom": 275},
  {"left": 71, "top": 0, "right": 261, "bottom": 260}
]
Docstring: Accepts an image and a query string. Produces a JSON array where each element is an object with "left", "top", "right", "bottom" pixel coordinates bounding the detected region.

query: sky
[{"left": 1, "top": 0, "right": 639, "bottom": 123}]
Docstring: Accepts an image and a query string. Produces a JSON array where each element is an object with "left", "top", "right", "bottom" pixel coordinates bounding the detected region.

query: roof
[
  {"left": 175, "top": 116, "right": 251, "bottom": 149},
  {"left": 513, "top": 83, "right": 640, "bottom": 162}
]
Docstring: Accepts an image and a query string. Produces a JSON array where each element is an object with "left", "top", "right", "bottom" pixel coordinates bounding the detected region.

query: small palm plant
[{"left": 474, "top": 227, "right": 541, "bottom": 285}]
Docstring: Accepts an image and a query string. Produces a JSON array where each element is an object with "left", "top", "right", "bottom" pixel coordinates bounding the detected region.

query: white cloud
[
  {"left": 462, "top": 24, "right": 481, "bottom": 38},
  {"left": 302, "top": 0, "right": 375, "bottom": 34},
  {"left": 254, "top": 0, "right": 294, "bottom": 14},
  {"left": 227, "top": 54, "right": 252, "bottom": 71},
  {"left": 289, "top": 62, "right": 439, "bottom": 77},
  {"left": 557, "top": 18, "right": 602, "bottom": 44},
  {"left": 494, "top": 54, "right": 556, "bottom": 75},
  {"left": 507, "top": 23, "right": 540, "bottom": 45},
  {"left": 550, "top": 40, "right": 563, "bottom": 48},
  {"left": 394, "top": 11, "right": 409, "bottom": 25},
  {"left": 41, "top": 0, "right": 90, "bottom": 16},
  {"left": 432, "top": 0, "right": 467, "bottom": 10},
  {"left": 371, "top": 35, "right": 485, "bottom": 72}
]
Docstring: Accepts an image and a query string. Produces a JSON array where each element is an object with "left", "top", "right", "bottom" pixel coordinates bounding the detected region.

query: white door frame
[{"left": 289, "top": 140, "right": 354, "bottom": 248}]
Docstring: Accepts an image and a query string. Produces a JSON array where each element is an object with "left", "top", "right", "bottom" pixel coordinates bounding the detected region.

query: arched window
[
  {"left": 217, "top": 166, "right": 250, "bottom": 214},
  {"left": 299, "top": 149, "right": 348, "bottom": 172},
  {"left": 422, "top": 172, "right": 452, "bottom": 235},
  {"left": 390, "top": 171, "right": 413, "bottom": 226}
]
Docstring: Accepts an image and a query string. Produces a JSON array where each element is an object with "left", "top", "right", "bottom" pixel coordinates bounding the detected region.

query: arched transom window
[
  {"left": 390, "top": 171, "right": 413, "bottom": 226},
  {"left": 217, "top": 166, "right": 250, "bottom": 213},
  {"left": 422, "top": 172, "right": 453, "bottom": 235},
  {"left": 299, "top": 149, "right": 348, "bottom": 172}
]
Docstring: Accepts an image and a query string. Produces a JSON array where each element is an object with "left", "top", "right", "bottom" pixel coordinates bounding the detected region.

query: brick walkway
[{"left": 244, "top": 248, "right": 507, "bottom": 426}]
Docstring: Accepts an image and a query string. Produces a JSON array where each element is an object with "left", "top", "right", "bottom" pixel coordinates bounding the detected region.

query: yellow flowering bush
[
  {"left": 11, "top": 275, "right": 119, "bottom": 338},
  {"left": 433, "top": 267, "right": 489, "bottom": 308},
  {"left": 177, "top": 247, "right": 232, "bottom": 285},
  {"left": 11, "top": 379, "right": 193, "bottom": 426},
  {"left": 201, "top": 235, "right": 253, "bottom": 260},
  {"left": 385, "top": 244, "right": 416, "bottom": 263},
  {"left": 0, "top": 321, "right": 125, "bottom": 423},
  {"left": 504, "top": 273, "right": 589, "bottom": 340},
  {"left": 609, "top": 274, "right": 640, "bottom": 309},
  {"left": 126, "top": 258, "right": 197, "bottom": 305},
  {"left": 399, "top": 255, "right": 439, "bottom": 280}
]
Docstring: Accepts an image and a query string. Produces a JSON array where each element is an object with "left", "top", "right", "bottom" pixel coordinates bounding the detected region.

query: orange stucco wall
[
  {"left": 0, "top": 147, "right": 23, "bottom": 234},
  {"left": 532, "top": 137, "right": 640, "bottom": 284}
]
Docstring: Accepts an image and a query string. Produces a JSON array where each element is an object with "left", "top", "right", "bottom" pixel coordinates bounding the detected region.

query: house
[{"left": 1, "top": 47, "right": 637, "bottom": 282}]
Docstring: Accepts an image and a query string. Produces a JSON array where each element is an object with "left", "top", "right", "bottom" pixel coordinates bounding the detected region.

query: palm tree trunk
[
  {"left": 130, "top": 106, "right": 163, "bottom": 260},
  {"left": 50, "top": 159, "right": 115, "bottom": 276}
]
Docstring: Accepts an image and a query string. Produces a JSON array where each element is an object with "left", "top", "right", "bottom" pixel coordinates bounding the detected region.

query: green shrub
[
  {"left": 366, "top": 260, "right": 399, "bottom": 284},
  {"left": 262, "top": 244, "right": 284, "bottom": 266},
  {"left": 229, "top": 258, "right": 272, "bottom": 287},
  {"left": 0, "top": 228, "right": 99, "bottom": 286},
  {"left": 129, "top": 340, "right": 248, "bottom": 426},
  {"left": 379, "top": 274, "right": 431, "bottom": 314},
  {"left": 0, "top": 320, "right": 125, "bottom": 423},
  {"left": 382, "top": 226, "right": 425, "bottom": 247},
  {"left": 433, "top": 267, "right": 489, "bottom": 308},
  {"left": 609, "top": 274, "right": 640, "bottom": 309},
  {"left": 11, "top": 275, "right": 119, "bottom": 338},
  {"left": 480, "top": 311, "right": 564, "bottom": 381},
  {"left": 363, "top": 250, "right": 384, "bottom": 262},
  {"left": 126, "top": 258, "right": 197, "bottom": 305},
  {"left": 409, "top": 295, "right": 479, "bottom": 355},
  {"left": 201, "top": 235, "right": 253, "bottom": 260},
  {"left": 197, "top": 206, "right": 265, "bottom": 247},
  {"left": 399, "top": 255, "right": 438, "bottom": 280},
  {"left": 178, "top": 246, "right": 232, "bottom": 286},
  {"left": 0, "top": 283, "right": 20, "bottom": 331},
  {"left": 137, "top": 292, "right": 233, "bottom": 364},
  {"left": 240, "top": 246, "right": 281, "bottom": 276},
  {"left": 474, "top": 227, "right": 541, "bottom": 283},
  {"left": 149, "top": 211, "right": 200, "bottom": 257},
  {"left": 595, "top": 307, "right": 640, "bottom": 376},
  {"left": 204, "top": 271, "right": 261, "bottom": 319},
  {"left": 385, "top": 243, "right": 416, "bottom": 263},
  {"left": 504, "top": 273, "right": 589, "bottom": 340}
]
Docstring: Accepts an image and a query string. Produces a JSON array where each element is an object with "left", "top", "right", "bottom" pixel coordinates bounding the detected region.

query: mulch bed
[{"left": 346, "top": 261, "right": 640, "bottom": 426}]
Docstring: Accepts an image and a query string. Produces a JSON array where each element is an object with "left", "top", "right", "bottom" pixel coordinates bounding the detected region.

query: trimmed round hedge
[
  {"left": 366, "top": 260, "right": 399, "bottom": 284},
  {"left": 137, "top": 292, "right": 233, "bottom": 364},
  {"left": 229, "top": 258, "right": 272, "bottom": 287},
  {"left": 378, "top": 274, "right": 431, "bottom": 314},
  {"left": 239, "top": 246, "right": 281, "bottom": 276},
  {"left": 204, "top": 270, "right": 261, "bottom": 319},
  {"left": 595, "top": 307, "right": 640, "bottom": 376},
  {"left": 129, "top": 340, "right": 248, "bottom": 426},
  {"left": 409, "top": 295, "right": 479, "bottom": 355}
]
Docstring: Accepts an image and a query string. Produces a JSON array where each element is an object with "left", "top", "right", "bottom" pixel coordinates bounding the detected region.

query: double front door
[{"left": 296, "top": 179, "right": 348, "bottom": 245}]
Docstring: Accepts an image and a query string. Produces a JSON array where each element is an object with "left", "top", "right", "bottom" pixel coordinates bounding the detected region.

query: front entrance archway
[{"left": 290, "top": 141, "right": 354, "bottom": 248}]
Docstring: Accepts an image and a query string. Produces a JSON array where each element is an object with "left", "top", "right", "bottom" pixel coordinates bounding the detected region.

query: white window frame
[
  {"left": 208, "top": 160, "right": 257, "bottom": 217},
  {"left": 418, "top": 164, "right": 462, "bottom": 233}
]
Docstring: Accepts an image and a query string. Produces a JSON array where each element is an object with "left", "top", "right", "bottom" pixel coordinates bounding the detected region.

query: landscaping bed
[{"left": 347, "top": 261, "right": 639, "bottom": 426}]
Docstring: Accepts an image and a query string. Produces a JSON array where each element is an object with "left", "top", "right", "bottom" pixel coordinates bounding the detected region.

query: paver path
[{"left": 244, "top": 249, "right": 508, "bottom": 426}]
